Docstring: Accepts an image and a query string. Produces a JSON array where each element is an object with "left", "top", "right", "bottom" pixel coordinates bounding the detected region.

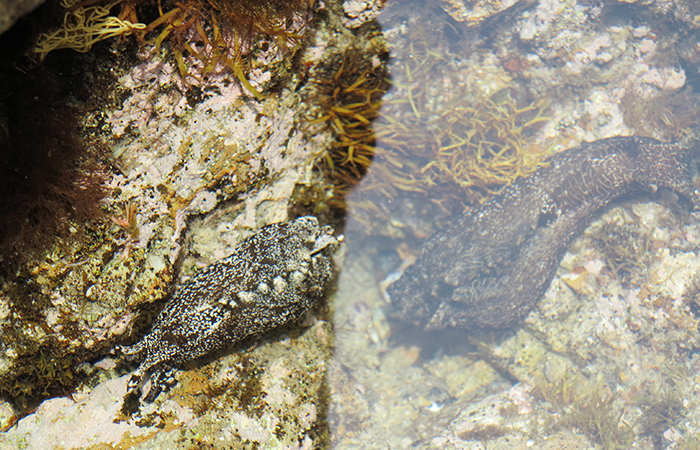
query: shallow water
[
  {"left": 2, "top": 0, "right": 700, "bottom": 448},
  {"left": 327, "top": 1, "right": 700, "bottom": 448}
]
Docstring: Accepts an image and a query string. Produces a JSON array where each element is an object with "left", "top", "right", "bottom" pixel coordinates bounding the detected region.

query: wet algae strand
[{"left": 387, "top": 136, "right": 700, "bottom": 330}]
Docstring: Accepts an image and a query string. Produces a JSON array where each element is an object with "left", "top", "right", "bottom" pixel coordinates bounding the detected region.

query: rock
[
  {"left": 0, "top": 0, "right": 45, "bottom": 35},
  {"left": 439, "top": 0, "right": 523, "bottom": 25}
]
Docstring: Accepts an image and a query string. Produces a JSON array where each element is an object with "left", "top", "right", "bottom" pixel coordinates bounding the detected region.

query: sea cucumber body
[
  {"left": 122, "top": 216, "right": 339, "bottom": 402},
  {"left": 387, "top": 136, "right": 700, "bottom": 330}
]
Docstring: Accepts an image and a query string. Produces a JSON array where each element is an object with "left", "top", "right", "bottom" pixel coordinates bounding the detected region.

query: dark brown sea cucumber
[{"left": 387, "top": 136, "right": 700, "bottom": 330}]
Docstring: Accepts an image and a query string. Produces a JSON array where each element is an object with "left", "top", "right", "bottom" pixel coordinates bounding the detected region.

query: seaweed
[
  {"left": 34, "top": 0, "right": 146, "bottom": 57},
  {"left": 0, "top": 24, "right": 106, "bottom": 273},
  {"left": 635, "top": 388, "right": 688, "bottom": 444},
  {"left": 0, "top": 343, "right": 89, "bottom": 412},
  {"left": 535, "top": 373, "right": 635, "bottom": 450},
  {"left": 301, "top": 20, "right": 549, "bottom": 233},
  {"left": 343, "top": 87, "right": 550, "bottom": 232},
  {"left": 414, "top": 92, "right": 549, "bottom": 201},
  {"left": 619, "top": 87, "right": 700, "bottom": 141},
  {"left": 300, "top": 41, "right": 391, "bottom": 218},
  {"left": 307, "top": 49, "right": 389, "bottom": 172},
  {"left": 35, "top": 0, "right": 314, "bottom": 98},
  {"left": 589, "top": 221, "right": 650, "bottom": 284},
  {"left": 369, "top": 28, "right": 550, "bottom": 205}
]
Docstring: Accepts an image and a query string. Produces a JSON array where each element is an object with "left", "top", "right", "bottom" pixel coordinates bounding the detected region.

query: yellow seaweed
[
  {"left": 35, "top": 0, "right": 312, "bottom": 99},
  {"left": 35, "top": 0, "right": 146, "bottom": 58}
]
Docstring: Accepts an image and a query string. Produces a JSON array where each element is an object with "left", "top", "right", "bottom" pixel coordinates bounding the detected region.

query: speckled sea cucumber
[
  {"left": 387, "top": 135, "right": 700, "bottom": 330},
  {"left": 121, "top": 216, "right": 340, "bottom": 404}
]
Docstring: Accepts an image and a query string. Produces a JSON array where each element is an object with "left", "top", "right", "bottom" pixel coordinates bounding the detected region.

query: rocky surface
[
  {"left": 330, "top": 0, "right": 700, "bottom": 448},
  {"left": 0, "top": 0, "right": 44, "bottom": 35},
  {"left": 438, "top": 0, "right": 524, "bottom": 25},
  {"left": 0, "top": 0, "right": 358, "bottom": 447},
  {"left": 3, "top": 0, "right": 700, "bottom": 448}
]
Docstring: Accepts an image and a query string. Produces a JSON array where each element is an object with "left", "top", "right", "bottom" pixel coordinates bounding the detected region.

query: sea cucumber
[
  {"left": 121, "top": 216, "right": 340, "bottom": 403},
  {"left": 387, "top": 136, "right": 700, "bottom": 330}
]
